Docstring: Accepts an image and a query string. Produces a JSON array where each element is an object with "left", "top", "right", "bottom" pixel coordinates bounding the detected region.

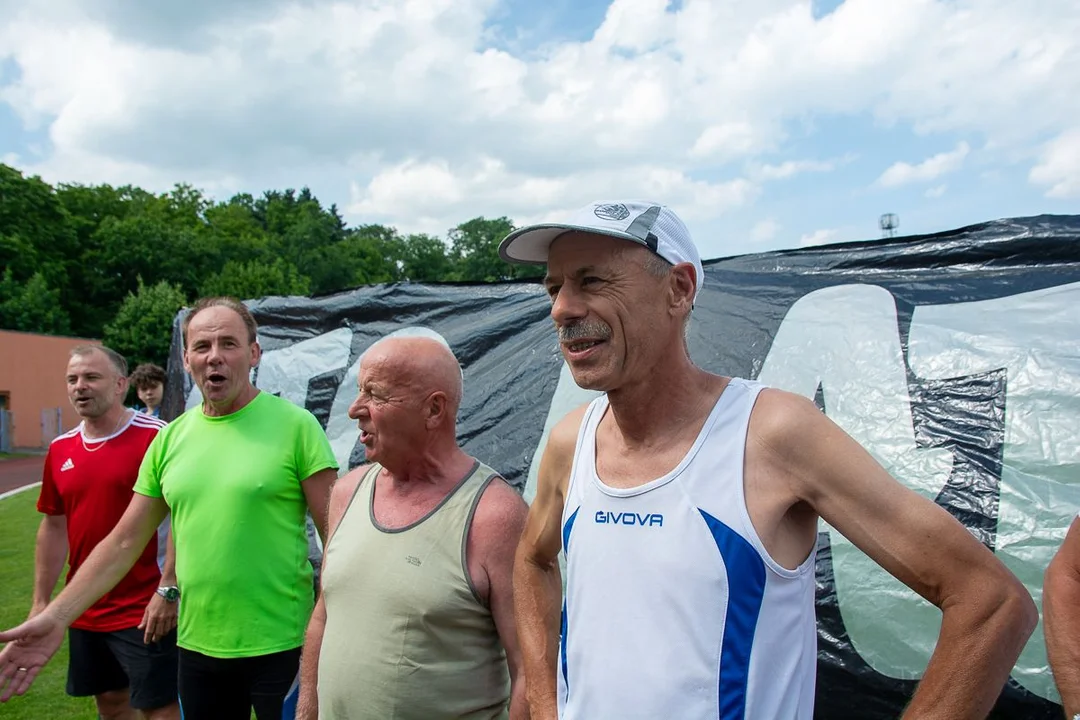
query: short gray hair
[
  {"left": 639, "top": 251, "right": 693, "bottom": 342},
  {"left": 641, "top": 252, "right": 673, "bottom": 279},
  {"left": 71, "top": 345, "right": 128, "bottom": 377}
]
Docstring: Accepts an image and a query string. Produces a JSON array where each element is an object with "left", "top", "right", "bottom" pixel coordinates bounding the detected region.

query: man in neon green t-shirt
[{"left": 0, "top": 296, "right": 338, "bottom": 720}]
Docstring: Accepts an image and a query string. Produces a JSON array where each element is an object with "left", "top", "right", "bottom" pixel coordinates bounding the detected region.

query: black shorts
[{"left": 67, "top": 626, "right": 178, "bottom": 710}]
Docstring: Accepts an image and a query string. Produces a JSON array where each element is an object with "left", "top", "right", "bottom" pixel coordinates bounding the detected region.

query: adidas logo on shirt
[{"left": 61, "top": 458, "right": 75, "bottom": 472}]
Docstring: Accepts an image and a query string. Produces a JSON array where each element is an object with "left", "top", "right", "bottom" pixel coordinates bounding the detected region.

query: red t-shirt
[{"left": 37, "top": 411, "right": 167, "bottom": 632}]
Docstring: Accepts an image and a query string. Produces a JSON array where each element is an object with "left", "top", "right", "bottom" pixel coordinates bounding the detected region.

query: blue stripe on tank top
[
  {"left": 699, "top": 509, "right": 766, "bottom": 720},
  {"left": 560, "top": 507, "right": 580, "bottom": 691}
]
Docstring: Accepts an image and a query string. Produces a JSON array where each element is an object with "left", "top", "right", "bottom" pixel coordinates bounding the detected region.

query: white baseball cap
[{"left": 498, "top": 200, "right": 704, "bottom": 302}]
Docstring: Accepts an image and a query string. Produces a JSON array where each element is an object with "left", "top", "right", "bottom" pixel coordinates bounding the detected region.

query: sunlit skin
[
  {"left": 182, "top": 306, "right": 261, "bottom": 417},
  {"left": 543, "top": 232, "right": 696, "bottom": 397},
  {"left": 136, "top": 382, "right": 164, "bottom": 414},
  {"left": 347, "top": 337, "right": 463, "bottom": 477},
  {"left": 66, "top": 350, "right": 130, "bottom": 438}
]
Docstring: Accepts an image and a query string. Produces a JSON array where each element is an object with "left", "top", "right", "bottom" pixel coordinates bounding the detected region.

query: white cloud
[
  {"left": 752, "top": 218, "right": 781, "bottom": 243},
  {"left": 799, "top": 228, "right": 838, "bottom": 247},
  {"left": 1029, "top": 129, "right": 1080, "bottom": 198},
  {"left": 0, "top": 0, "right": 1076, "bottom": 256},
  {"left": 348, "top": 156, "right": 759, "bottom": 246},
  {"left": 690, "top": 122, "right": 766, "bottom": 161},
  {"left": 876, "top": 142, "right": 970, "bottom": 188},
  {"left": 753, "top": 157, "right": 845, "bottom": 181},
  {"left": 925, "top": 184, "right": 948, "bottom": 198}
]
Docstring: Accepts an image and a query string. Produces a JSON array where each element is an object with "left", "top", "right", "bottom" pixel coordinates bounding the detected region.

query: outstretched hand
[{"left": 0, "top": 612, "right": 65, "bottom": 702}]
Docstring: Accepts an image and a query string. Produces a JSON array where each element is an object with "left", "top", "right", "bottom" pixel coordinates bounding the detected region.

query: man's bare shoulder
[
  {"left": 546, "top": 402, "right": 592, "bottom": 458},
  {"left": 748, "top": 386, "right": 891, "bottom": 508},
  {"left": 327, "top": 464, "right": 371, "bottom": 530},
  {"left": 334, "top": 464, "right": 370, "bottom": 494},
  {"left": 749, "top": 387, "right": 829, "bottom": 456},
  {"left": 472, "top": 475, "right": 528, "bottom": 538}
]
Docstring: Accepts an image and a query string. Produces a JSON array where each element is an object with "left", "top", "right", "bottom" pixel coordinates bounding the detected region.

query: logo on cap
[{"left": 594, "top": 203, "right": 630, "bottom": 221}]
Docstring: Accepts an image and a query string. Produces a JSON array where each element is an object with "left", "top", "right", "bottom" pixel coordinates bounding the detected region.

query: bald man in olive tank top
[{"left": 295, "top": 337, "right": 529, "bottom": 720}]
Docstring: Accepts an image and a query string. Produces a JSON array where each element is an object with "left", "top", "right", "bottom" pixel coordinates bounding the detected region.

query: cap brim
[{"left": 498, "top": 224, "right": 647, "bottom": 265}]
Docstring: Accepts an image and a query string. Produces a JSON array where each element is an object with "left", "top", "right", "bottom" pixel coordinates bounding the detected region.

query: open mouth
[
  {"left": 206, "top": 372, "right": 227, "bottom": 386},
  {"left": 359, "top": 429, "right": 373, "bottom": 443},
  {"left": 563, "top": 338, "right": 606, "bottom": 356}
]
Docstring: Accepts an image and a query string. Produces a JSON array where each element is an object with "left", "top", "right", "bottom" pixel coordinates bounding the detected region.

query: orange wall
[{"left": 0, "top": 330, "right": 101, "bottom": 449}]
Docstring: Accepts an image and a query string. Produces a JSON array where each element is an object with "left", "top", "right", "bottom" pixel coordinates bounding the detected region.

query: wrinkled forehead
[
  {"left": 187, "top": 306, "right": 248, "bottom": 338},
  {"left": 545, "top": 232, "right": 642, "bottom": 280},
  {"left": 357, "top": 347, "right": 401, "bottom": 386},
  {"left": 549, "top": 230, "right": 626, "bottom": 260}
]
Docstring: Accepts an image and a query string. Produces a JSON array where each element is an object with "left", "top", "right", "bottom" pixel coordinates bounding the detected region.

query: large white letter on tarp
[
  {"left": 256, "top": 328, "right": 353, "bottom": 408},
  {"left": 758, "top": 284, "right": 954, "bottom": 680},
  {"left": 908, "top": 281, "right": 1080, "bottom": 700},
  {"left": 759, "top": 281, "right": 1080, "bottom": 702}
]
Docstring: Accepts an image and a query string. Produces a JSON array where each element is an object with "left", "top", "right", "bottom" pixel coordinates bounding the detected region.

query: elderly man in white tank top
[{"left": 502, "top": 200, "right": 1037, "bottom": 720}]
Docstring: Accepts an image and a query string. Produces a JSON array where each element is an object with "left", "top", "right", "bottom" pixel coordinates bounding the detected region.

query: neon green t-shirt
[{"left": 135, "top": 391, "right": 338, "bottom": 658}]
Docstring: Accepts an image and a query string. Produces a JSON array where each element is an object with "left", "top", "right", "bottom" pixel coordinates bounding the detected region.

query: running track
[{"left": 0, "top": 455, "right": 44, "bottom": 498}]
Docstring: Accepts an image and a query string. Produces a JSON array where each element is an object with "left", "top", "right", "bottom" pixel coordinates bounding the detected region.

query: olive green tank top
[{"left": 317, "top": 460, "right": 511, "bottom": 720}]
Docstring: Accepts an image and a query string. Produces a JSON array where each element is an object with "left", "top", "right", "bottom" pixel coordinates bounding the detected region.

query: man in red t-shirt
[{"left": 31, "top": 345, "right": 179, "bottom": 719}]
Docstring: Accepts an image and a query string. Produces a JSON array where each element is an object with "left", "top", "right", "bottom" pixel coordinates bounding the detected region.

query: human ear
[
  {"left": 426, "top": 392, "right": 447, "bottom": 427},
  {"left": 669, "top": 263, "right": 696, "bottom": 313}
]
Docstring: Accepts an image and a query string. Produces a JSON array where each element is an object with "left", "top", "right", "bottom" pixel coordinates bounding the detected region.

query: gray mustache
[{"left": 558, "top": 322, "right": 612, "bottom": 343}]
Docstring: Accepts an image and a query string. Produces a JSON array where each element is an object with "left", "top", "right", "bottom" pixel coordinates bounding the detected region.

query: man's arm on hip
[
  {"left": 751, "top": 389, "right": 1036, "bottom": 720},
  {"left": 1044, "top": 515, "right": 1080, "bottom": 716}
]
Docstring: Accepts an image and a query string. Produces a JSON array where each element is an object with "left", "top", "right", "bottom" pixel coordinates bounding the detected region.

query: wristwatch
[{"left": 156, "top": 586, "right": 180, "bottom": 602}]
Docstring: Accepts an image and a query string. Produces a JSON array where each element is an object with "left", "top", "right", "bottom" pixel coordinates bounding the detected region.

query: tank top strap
[
  {"left": 565, "top": 396, "right": 609, "bottom": 509},
  {"left": 436, "top": 459, "right": 497, "bottom": 518}
]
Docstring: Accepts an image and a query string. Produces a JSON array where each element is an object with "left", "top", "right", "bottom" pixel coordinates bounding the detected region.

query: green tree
[
  {"left": 447, "top": 217, "right": 543, "bottom": 282},
  {"left": 0, "top": 232, "right": 40, "bottom": 287},
  {"left": 400, "top": 233, "right": 452, "bottom": 282},
  {"left": 305, "top": 224, "right": 404, "bottom": 294},
  {"left": 55, "top": 183, "right": 147, "bottom": 336},
  {"left": 164, "top": 183, "right": 210, "bottom": 225},
  {"left": 0, "top": 164, "right": 78, "bottom": 311},
  {"left": 56, "top": 182, "right": 134, "bottom": 247},
  {"left": 202, "top": 195, "right": 276, "bottom": 267},
  {"left": 199, "top": 258, "right": 311, "bottom": 300},
  {"left": 0, "top": 269, "right": 72, "bottom": 335},
  {"left": 84, "top": 214, "right": 213, "bottom": 317},
  {"left": 103, "top": 279, "right": 187, "bottom": 368}
]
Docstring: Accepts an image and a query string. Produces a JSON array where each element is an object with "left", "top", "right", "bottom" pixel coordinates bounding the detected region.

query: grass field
[{"left": 0, "top": 488, "right": 97, "bottom": 719}]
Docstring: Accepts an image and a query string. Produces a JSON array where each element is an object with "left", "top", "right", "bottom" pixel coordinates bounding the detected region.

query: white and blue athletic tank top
[{"left": 557, "top": 378, "right": 817, "bottom": 720}]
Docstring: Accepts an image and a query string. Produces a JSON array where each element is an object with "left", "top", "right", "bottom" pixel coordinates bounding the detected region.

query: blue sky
[{"left": 0, "top": 0, "right": 1076, "bottom": 259}]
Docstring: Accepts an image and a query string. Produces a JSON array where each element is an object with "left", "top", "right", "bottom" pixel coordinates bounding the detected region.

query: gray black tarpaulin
[{"left": 166, "top": 214, "right": 1080, "bottom": 718}]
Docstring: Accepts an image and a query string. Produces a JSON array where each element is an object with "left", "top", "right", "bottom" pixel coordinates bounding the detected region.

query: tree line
[{"left": 0, "top": 163, "right": 543, "bottom": 369}]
